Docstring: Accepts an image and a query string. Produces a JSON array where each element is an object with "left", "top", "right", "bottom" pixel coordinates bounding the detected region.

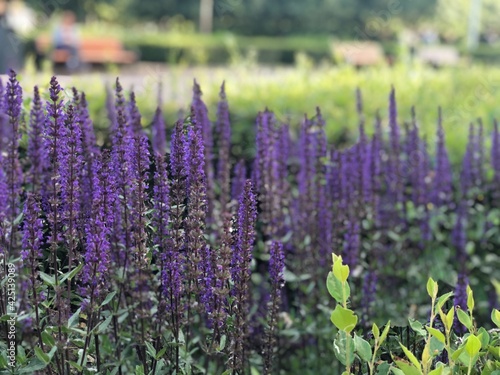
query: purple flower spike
[
  {"left": 432, "top": 107, "right": 452, "bottom": 207},
  {"left": 230, "top": 180, "right": 257, "bottom": 373},
  {"left": 28, "top": 86, "right": 48, "bottom": 193},
  {"left": 152, "top": 106, "right": 167, "bottom": 156},
  {"left": 3, "top": 69, "right": 24, "bottom": 229},
  {"left": 216, "top": 81, "right": 232, "bottom": 210},
  {"left": 264, "top": 240, "right": 285, "bottom": 374}
]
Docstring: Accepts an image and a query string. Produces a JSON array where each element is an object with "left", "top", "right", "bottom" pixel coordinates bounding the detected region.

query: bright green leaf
[
  {"left": 445, "top": 307, "right": 455, "bottom": 332},
  {"left": 394, "top": 360, "right": 422, "bottom": 375},
  {"left": 478, "top": 327, "right": 490, "bottom": 348},
  {"left": 354, "top": 334, "right": 372, "bottom": 362},
  {"left": 330, "top": 305, "right": 358, "bottom": 333},
  {"left": 436, "top": 292, "right": 454, "bottom": 312},
  {"left": 426, "top": 327, "right": 445, "bottom": 344},
  {"left": 427, "top": 278, "right": 438, "bottom": 299},
  {"left": 428, "top": 366, "right": 443, "bottom": 375},
  {"left": 492, "top": 309, "right": 500, "bottom": 328},
  {"left": 327, "top": 271, "right": 344, "bottom": 304},
  {"left": 372, "top": 323, "right": 380, "bottom": 340},
  {"left": 456, "top": 308, "right": 472, "bottom": 330},
  {"left": 409, "top": 319, "right": 427, "bottom": 336},
  {"left": 466, "top": 285, "right": 474, "bottom": 312},
  {"left": 332, "top": 255, "right": 349, "bottom": 282},
  {"left": 379, "top": 321, "right": 391, "bottom": 346},
  {"left": 464, "top": 334, "right": 481, "bottom": 358},
  {"left": 400, "top": 343, "right": 422, "bottom": 371}
]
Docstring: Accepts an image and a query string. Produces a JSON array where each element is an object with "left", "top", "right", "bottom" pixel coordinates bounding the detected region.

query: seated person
[{"left": 52, "top": 10, "right": 80, "bottom": 71}]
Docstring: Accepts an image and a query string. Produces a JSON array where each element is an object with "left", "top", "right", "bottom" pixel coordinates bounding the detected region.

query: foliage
[
  {"left": 328, "top": 255, "right": 500, "bottom": 375},
  {"left": 0, "top": 69, "right": 499, "bottom": 374}
]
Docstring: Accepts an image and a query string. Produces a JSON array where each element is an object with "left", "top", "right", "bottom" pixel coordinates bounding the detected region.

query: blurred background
[{"left": 1, "top": 0, "right": 499, "bottom": 160}]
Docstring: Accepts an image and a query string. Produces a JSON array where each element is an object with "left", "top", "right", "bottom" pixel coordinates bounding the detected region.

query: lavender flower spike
[{"left": 230, "top": 179, "right": 257, "bottom": 373}]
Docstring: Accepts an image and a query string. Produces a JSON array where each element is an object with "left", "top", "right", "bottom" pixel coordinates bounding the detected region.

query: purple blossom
[
  {"left": 230, "top": 180, "right": 257, "bottom": 373},
  {"left": 215, "top": 81, "right": 231, "bottom": 210},
  {"left": 151, "top": 106, "right": 167, "bottom": 156},
  {"left": 432, "top": 107, "right": 452, "bottom": 207},
  {"left": 3, "top": 69, "right": 23, "bottom": 229},
  {"left": 232, "top": 159, "right": 247, "bottom": 201},
  {"left": 184, "top": 108, "right": 208, "bottom": 298},
  {"left": 453, "top": 272, "right": 469, "bottom": 335},
  {"left": 28, "top": 86, "right": 48, "bottom": 192},
  {"left": 81, "top": 152, "right": 114, "bottom": 309},
  {"left": 342, "top": 221, "right": 360, "bottom": 269}
]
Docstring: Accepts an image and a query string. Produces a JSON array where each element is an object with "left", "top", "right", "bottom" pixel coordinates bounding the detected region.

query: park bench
[
  {"left": 332, "top": 41, "right": 385, "bottom": 67},
  {"left": 416, "top": 45, "right": 460, "bottom": 67},
  {"left": 35, "top": 35, "right": 137, "bottom": 67}
]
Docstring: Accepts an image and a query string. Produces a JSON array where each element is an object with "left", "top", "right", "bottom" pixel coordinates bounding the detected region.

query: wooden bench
[
  {"left": 416, "top": 45, "right": 460, "bottom": 67},
  {"left": 35, "top": 35, "right": 137, "bottom": 66},
  {"left": 332, "top": 41, "right": 385, "bottom": 67}
]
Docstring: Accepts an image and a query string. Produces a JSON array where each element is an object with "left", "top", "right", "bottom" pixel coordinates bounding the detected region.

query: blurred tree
[
  {"left": 24, "top": 0, "right": 439, "bottom": 38},
  {"left": 433, "top": 0, "right": 500, "bottom": 43}
]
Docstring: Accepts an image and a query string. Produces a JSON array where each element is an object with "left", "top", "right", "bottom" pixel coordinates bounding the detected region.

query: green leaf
[
  {"left": 445, "top": 307, "right": 455, "bottom": 332},
  {"left": 372, "top": 323, "right": 380, "bottom": 340},
  {"left": 456, "top": 309, "right": 472, "bottom": 330},
  {"left": 145, "top": 341, "right": 156, "bottom": 358},
  {"left": 408, "top": 319, "right": 427, "bottom": 336},
  {"left": 333, "top": 330, "right": 355, "bottom": 367},
  {"left": 428, "top": 366, "right": 443, "bottom": 375},
  {"left": 427, "top": 278, "right": 438, "bottom": 299},
  {"left": 332, "top": 254, "right": 349, "bottom": 282},
  {"left": 100, "top": 291, "right": 117, "bottom": 307},
  {"left": 451, "top": 346, "right": 465, "bottom": 362},
  {"left": 155, "top": 347, "right": 167, "bottom": 360},
  {"left": 464, "top": 334, "right": 481, "bottom": 358},
  {"left": 68, "top": 307, "right": 82, "bottom": 328},
  {"left": 135, "top": 364, "right": 145, "bottom": 375},
  {"left": 60, "top": 263, "right": 83, "bottom": 284},
  {"left": 34, "top": 347, "right": 50, "bottom": 364},
  {"left": 330, "top": 305, "right": 358, "bottom": 333},
  {"left": 327, "top": 271, "right": 344, "bottom": 303},
  {"left": 435, "top": 292, "right": 454, "bottom": 312},
  {"left": 18, "top": 358, "right": 48, "bottom": 373},
  {"left": 429, "top": 336, "right": 445, "bottom": 355},
  {"left": 41, "top": 331, "right": 56, "bottom": 347},
  {"left": 477, "top": 327, "right": 490, "bottom": 348},
  {"left": 96, "top": 315, "right": 113, "bottom": 334},
  {"left": 68, "top": 361, "right": 83, "bottom": 371},
  {"left": 394, "top": 360, "right": 422, "bottom": 375},
  {"left": 375, "top": 361, "right": 391, "bottom": 375},
  {"left": 354, "top": 334, "right": 372, "bottom": 362},
  {"left": 400, "top": 343, "right": 422, "bottom": 371},
  {"left": 39, "top": 272, "right": 56, "bottom": 287},
  {"left": 379, "top": 321, "right": 391, "bottom": 346},
  {"left": 426, "top": 327, "right": 445, "bottom": 344},
  {"left": 492, "top": 309, "right": 500, "bottom": 328},
  {"left": 466, "top": 285, "right": 474, "bottom": 312},
  {"left": 217, "top": 334, "right": 227, "bottom": 351}
]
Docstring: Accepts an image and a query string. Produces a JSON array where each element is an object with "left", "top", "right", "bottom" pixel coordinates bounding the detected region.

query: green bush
[{"left": 328, "top": 254, "right": 500, "bottom": 375}]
